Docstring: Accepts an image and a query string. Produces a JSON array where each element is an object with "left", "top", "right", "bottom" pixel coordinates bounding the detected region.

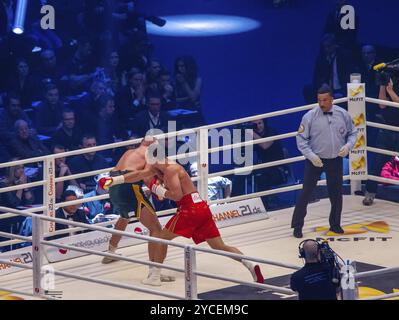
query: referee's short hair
[{"left": 318, "top": 84, "right": 333, "bottom": 97}]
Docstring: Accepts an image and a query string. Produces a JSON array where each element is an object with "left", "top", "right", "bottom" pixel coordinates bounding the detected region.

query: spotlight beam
[{"left": 13, "top": 0, "right": 28, "bottom": 35}]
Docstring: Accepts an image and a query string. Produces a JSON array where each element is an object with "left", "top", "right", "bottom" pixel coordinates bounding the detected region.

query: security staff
[
  {"left": 292, "top": 84, "right": 357, "bottom": 238},
  {"left": 290, "top": 240, "right": 341, "bottom": 300}
]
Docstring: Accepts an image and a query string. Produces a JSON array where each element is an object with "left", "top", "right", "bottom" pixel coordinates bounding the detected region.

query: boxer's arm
[
  {"left": 162, "top": 171, "right": 184, "bottom": 201},
  {"left": 100, "top": 167, "right": 156, "bottom": 190},
  {"left": 123, "top": 166, "right": 156, "bottom": 183}
]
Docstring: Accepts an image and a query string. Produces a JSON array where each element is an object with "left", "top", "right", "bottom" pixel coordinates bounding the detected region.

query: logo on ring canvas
[{"left": 316, "top": 221, "right": 389, "bottom": 236}]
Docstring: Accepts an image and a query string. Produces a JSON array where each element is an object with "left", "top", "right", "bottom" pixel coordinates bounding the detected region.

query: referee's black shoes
[
  {"left": 329, "top": 226, "right": 345, "bottom": 234},
  {"left": 293, "top": 228, "right": 303, "bottom": 238}
]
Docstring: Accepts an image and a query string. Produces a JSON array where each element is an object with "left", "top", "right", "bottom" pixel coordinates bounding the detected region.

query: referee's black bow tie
[{"left": 323, "top": 112, "right": 333, "bottom": 115}]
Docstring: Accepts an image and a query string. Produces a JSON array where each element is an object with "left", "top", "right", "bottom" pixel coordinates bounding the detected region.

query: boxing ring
[{"left": 0, "top": 84, "right": 399, "bottom": 300}]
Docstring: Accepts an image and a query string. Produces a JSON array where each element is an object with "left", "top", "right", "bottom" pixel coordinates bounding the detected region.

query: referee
[{"left": 292, "top": 85, "right": 357, "bottom": 238}]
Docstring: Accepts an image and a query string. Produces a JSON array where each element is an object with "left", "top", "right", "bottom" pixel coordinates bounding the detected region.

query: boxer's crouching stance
[
  {"left": 98, "top": 139, "right": 172, "bottom": 281},
  {"left": 142, "top": 159, "right": 265, "bottom": 286}
]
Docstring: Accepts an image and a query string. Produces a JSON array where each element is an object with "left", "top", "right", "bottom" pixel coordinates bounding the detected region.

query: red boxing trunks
[{"left": 165, "top": 192, "right": 220, "bottom": 244}]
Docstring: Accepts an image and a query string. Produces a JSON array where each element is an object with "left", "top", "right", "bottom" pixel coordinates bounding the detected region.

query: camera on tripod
[
  {"left": 319, "top": 240, "right": 343, "bottom": 285},
  {"left": 374, "top": 58, "right": 399, "bottom": 86}
]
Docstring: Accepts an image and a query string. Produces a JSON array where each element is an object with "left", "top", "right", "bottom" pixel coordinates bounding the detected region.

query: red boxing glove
[
  {"left": 98, "top": 175, "right": 125, "bottom": 190},
  {"left": 98, "top": 177, "right": 113, "bottom": 190},
  {"left": 147, "top": 177, "right": 164, "bottom": 201}
]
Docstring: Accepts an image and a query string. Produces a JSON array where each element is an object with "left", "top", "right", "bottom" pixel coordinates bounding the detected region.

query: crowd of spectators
[
  {"left": 0, "top": 1, "right": 205, "bottom": 214},
  {"left": 0, "top": 1, "right": 207, "bottom": 248}
]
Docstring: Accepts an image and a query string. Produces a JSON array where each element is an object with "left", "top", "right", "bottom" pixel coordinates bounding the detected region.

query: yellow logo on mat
[
  {"left": 350, "top": 85, "right": 364, "bottom": 97},
  {"left": 359, "top": 287, "right": 399, "bottom": 300},
  {"left": 0, "top": 290, "right": 24, "bottom": 300},
  {"left": 316, "top": 221, "right": 389, "bottom": 236}
]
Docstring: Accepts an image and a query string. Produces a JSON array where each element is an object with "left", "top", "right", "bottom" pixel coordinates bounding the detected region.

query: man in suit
[
  {"left": 132, "top": 91, "right": 170, "bottom": 138},
  {"left": 116, "top": 69, "right": 147, "bottom": 128},
  {"left": 313, "top": 34, "right": 355, "bottom": 98},
  {"left": 68, "top": 134, "right": 109, "bottom": 192},
  {"left": 53, "top": 190, "right": 90, "bottom": 239}
]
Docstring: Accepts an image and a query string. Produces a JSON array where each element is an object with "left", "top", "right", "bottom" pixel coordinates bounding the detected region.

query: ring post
[
  {"left": 184, "top": 245, "right": 198, "bottom": 300},
  {"left": 347, "top": 77, "right": 367, "bottom": 195},
  {"left": 44, "top": 158, "right": 56, "bottom": 234},
  {"left": 32, "top": 215, "right": 44, "bottom": 296},
  {"left": 197, "top": 128, "right": 209, "bottom": 202}
]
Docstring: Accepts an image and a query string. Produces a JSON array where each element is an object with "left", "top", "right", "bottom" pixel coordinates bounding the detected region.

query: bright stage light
[{"left": 146, "top": 14, "right": 261, "bottom": 37}]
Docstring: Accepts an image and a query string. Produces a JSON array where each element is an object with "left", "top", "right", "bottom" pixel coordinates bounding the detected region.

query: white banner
[
  {"left": 3, "top": 198, "right": 267, "bottom": 264},
  {"left": 44, "top": 219, "right": 153, "bottom": 263},
  {"left": 0, "top": 246, "right": 34, "bottom": 276},
  {"left": 347, "top": 83, "right": 368, "bottom": 180},
  {"left": 210, "top": 197, "right": 268, "bottom": 228}
]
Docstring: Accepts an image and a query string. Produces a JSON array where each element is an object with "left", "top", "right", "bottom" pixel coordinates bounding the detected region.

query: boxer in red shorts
[{"left": 142, "top": 158, "right": 265, "bottom": 286}]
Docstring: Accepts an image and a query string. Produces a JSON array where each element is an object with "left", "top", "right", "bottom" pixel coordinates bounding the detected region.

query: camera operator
[
  {"left": 363, "top": 69, "right": 399, "bottom": 206},
  {"left": 290, "top": 240, "right": 341, "bottom": 300}
]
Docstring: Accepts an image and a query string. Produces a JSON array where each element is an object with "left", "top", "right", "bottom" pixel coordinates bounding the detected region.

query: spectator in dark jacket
[
  {"left": 116, "top": 69, "right": 147, "bottom": 127},
  {"left": 304, "top": 34, "right": 356, "bottom": 103},
  {"left": 51, "top": 190, "right": 91, "bottom": 239},
  {"left": 0, "top": 93, "right": 32, "bottom": 143},
  {"left": 71, "top": 79, "right": 107, "bottom": 134},
  {"left": 132, "top": 91, "right": 170, "bottom": 138},
  {"left": 35, "top": 83, "right": 67, "bottom": 135},
  {"left": 95, "top": 94, "right": 128, "bottom": 147},
  {"left": 51, "top": 108, "right": 83, "bottom": 151},
  {"left": 7, "top": 58, "right": 40, "bottom": 108},
  {"left": 312, "top": 34, "right": 355, "bottom": 98},
  {"left": 0, "top": 139, "right": 11, "bottom": 164},
  {"left": 34, "top": 49, "right": 67, "bottom": 92},
  {"left": 11, "top": 120, "right": 50, "bottom": 159},
  {"left": 68, "top": 134, "right": 109, "bottom": 192}
]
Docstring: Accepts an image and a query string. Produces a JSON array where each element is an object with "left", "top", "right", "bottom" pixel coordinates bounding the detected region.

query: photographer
[
  {"left": 363, "top": 70, "right": 399, "bottom": 206},
  {"left": 290, "top": 240, "right": 341, "bottom": 300}
]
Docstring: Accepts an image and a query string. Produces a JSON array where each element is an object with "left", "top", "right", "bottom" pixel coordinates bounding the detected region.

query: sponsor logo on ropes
[
  {"left": 0, "top": 251, "right": 33, "bottom": 271},
  {"left": 212, "top": 205, "right": 263, "bottom": 222},
  {"left": 57, "top": 235, "right": 112, "bottom": 255}
]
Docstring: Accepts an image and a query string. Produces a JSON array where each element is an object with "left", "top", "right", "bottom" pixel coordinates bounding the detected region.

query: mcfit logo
[
  {"left": 350, "top": 85, "right": 364, "bottom": 97},
  {"left": 0, "top": 290, "right": 24, "bottom": 300},
  {"left": 359, "top": 287, "right": 399, "bottom": 300},
  {"left": 316, "top": 221, "right": 389, "bottom": 236}
]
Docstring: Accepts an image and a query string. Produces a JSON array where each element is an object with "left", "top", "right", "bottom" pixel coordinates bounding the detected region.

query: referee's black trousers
[{"left": 291, "top": 157, "right": 343, "bottom": 229}]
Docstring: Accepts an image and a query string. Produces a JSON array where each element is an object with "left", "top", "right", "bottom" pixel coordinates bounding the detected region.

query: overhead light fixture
[
  {"left": 146, "top": 15, "right": 167, "bottom": 27},
  {"left": 12, "top": 0, "right": 28, "bottom": 35}
]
